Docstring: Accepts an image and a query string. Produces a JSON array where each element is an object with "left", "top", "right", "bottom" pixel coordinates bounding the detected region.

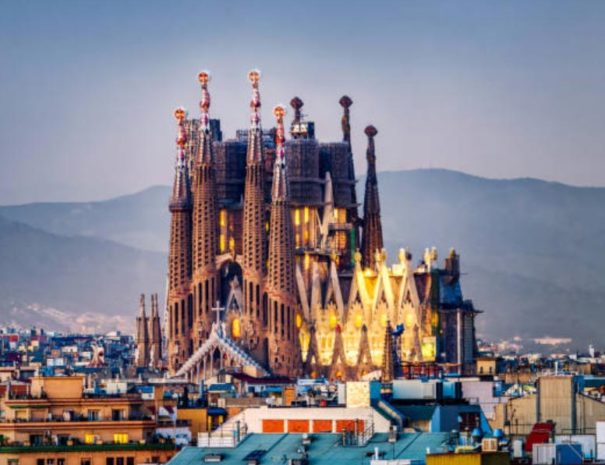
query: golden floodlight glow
[{"left": 231, "top": 318, "right": 241, "bottom": 339}]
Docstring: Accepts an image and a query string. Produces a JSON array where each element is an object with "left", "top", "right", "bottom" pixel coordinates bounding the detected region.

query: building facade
[{"left": 163, "top": 70, "right": 479, "bottom": 380}]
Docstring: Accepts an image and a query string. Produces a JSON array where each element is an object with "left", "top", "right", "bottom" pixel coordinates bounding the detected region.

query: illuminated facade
[{"left": 164, "top": 70, "right": 479, "bottom": 381}]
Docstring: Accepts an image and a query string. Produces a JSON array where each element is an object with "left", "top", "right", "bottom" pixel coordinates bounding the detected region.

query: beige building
[
  {"left": 0, "top": 377, "right": 177, "bottom": 465},
  {"left": 492, "top": 375, "right": 605, "bottom": 436}
]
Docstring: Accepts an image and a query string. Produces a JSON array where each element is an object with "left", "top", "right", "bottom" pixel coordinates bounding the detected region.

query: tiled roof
[{"left": 167, "top": 432, "right": 449, "bottom": 465}]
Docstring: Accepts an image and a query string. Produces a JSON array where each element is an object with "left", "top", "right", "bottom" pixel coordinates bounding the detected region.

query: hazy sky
[{"left": 1, "top": 0, "right": 604, "bottom": 204}]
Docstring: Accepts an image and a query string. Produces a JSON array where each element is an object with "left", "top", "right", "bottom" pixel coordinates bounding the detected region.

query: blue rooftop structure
[
  {"left": 167, "top": 433, "right": 450, "bottom": 465},
  {"left": 208, "top": 383, "right": 236, "bottom": 393}
]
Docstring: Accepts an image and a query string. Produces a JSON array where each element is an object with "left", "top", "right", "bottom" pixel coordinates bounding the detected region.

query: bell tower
[
  {"left": 191, "top": 71, "right": 219, "bottom": 347},
  {"left": 266, "top": 105, "right": 301, "bottom": 376},
  {"left": 241, "top": 70, "right": 268, "bottom": 362},
  {"left": 167, "top": 107, "right": 193, "bottom": 372}
]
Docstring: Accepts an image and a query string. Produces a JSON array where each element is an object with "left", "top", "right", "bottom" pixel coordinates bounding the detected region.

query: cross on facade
[{"left": 211, "top": 300, "right": 226, "bottom": 332}]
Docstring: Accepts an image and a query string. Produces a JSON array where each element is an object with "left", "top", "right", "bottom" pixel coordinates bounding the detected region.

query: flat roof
[{"left": 168, "top": 432, "right": 449, "bottom": 465}]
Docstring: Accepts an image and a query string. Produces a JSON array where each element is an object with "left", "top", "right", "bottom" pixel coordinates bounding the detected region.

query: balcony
[
  {"left": 0, "top": 442, "right": 176, "bottom": 454},
  {"left": 3, "top": 415, "right": 155, "bottom": 424}
]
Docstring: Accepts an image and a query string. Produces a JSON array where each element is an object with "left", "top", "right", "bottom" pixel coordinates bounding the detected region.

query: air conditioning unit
[
  {"left": 482, "top": 438, "right": 498, "bottom": 452},
  {"left": 288, "top": 460, "right": 308, "bottom": 465},
  {"left": 302, "top": 433, "right": 312, "bottom": 445}
]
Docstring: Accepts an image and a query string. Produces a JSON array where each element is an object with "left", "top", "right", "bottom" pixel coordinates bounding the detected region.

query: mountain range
[{"left": 1, "top": 169, "right": 603, "bottom": 350}]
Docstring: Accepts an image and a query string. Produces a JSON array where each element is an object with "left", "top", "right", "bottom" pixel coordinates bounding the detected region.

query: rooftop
[{"left": 168, "top": 433, "right": 449, "bottom": 465}]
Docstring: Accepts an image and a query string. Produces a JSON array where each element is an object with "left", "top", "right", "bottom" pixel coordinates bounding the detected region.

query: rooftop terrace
[{"left": 168, "top": 433, "right": 449, "bottom": 465}]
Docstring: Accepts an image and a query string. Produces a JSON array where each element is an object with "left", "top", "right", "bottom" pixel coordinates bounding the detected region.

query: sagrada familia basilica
[{"left": 135, "top": 70, "right": 479, "bottom": 381}]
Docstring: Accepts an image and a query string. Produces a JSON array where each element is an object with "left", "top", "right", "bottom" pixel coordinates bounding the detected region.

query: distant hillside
[
  {"left": 0, "top": 186, "right": 170, "bottom": 252},
  {"left": 377, "top": 169, "right": 605, "bottom": 347},
  {"left": 0, "top": 215, "right": 166, "bottom": 333},
  {"left": 2, "top": 169, "right": 604, "bottom": 348}
]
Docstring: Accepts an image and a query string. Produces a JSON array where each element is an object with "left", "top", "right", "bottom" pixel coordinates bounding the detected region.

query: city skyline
[{"left": 2, "top": 0, "right": 605, "bottom": 204}]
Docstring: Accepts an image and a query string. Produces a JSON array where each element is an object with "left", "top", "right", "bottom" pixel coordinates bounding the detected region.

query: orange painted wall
[
  {"left": 287, "top": 420, "right": 309, "bottom": 433},
  {"left": 262, "top": 419, "right": 285, "bottom": 433},
  {"left": 312, "top": 419, "right": 333, "bottom": 433}
]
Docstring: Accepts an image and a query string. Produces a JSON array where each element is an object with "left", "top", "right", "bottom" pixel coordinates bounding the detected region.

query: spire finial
[
  {"left": 290, "top": 97, "right": 303, "bottom": 125},
  {"left": 174, "top": 107, "right": 187, "bottom": 146},
  {"left": 340, "top": 95, "right": 353, "bottom": 144},
  {"left": 271, "top": 104, "right": 288, "bottom": 200},
  {"left": 170, "top": 107, "right": 191, "bottom": 209},
  {"left": 139, "top": 294, "right": 146, "bottom": 316},
  {"left": 365, "top": 125, "right": 377, "bottom": 164},
  {"left": 198, "top": 70, "right": 211, "bottom": 131},
  {"left": 273, "top": 104, "right": 286, "bottom": 159},
  {"left": 248, "top": 69, "right": 261, "bottom": 129}
]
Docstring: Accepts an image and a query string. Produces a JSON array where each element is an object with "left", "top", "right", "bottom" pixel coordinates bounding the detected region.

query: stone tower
[
  {"left": 167, "top": 107, "right": 193, "bottom": 372},
  {"left": 266, "top": 105, "right": 300, "bottom": 377},
  {"left": 191, "top": 71, "right": 219, "bottom": 347},
  {"left": 241, "top": 70, "right": 268, "bottom": 362},
  {"left": 135, "top": 294, "right": 149, "bottom": 367},
  {"left": 148, "top": 293, "right": 162, "bottom": 369},
  {"left": 360, "top": 125, "right": 384, "bottom": 270}
]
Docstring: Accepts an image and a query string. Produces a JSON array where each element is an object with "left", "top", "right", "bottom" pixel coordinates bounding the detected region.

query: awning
[{"left": 208, "top": 407, "right": 227, "bottom": 416}]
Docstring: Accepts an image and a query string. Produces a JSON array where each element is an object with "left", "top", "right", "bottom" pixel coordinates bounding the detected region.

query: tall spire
[
  {"left": 191, "top": 71, "right": 219, "bottom": 347},
  {"left": 136, "top": 294, "right": 149, "bottom": 367},
  {"left": 148, "top": 293, "right": 162, "bottom": 369},
  {"left": 339, "top": 95, "right": 360, "bottom": 269},
  {"left": 241, "top": 69, "right": 268, "bottom": 361},
  {"left": 167, "top": 107, "right": 193, "bottom": 372},
  {"left": 267, "top": 104, "right": 300, "bottom": 376},
  {"left": 360, "top": 125, "right": 384, "bottom": 270}
]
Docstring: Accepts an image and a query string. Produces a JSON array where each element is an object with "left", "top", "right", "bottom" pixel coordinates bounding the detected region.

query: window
[
  {"left": 126, "top": 458, "right": 134, "bottom": 465},
  {"left": 116, "top": 458, "right": 124, "bottom": 465},
  {"left": 113, "top": 433, "right": 128, "bottom": 444},
  {"left": 37, "top": 459, "right": 44, "bottom": 465},
  {"left": 47, "top": 460, "right": 55, "bottom": 465},
  {"left": 111, "top": 410, "right": 124, "bottom": 421},
  {"left": 88, "top": 410, "right": 100, "bottom": 421},
  {"left": 58, "top": 459, "right": 65, "bottom": 465},
  {"left": 8, "top": 460, "right": 19, "bottom": 465},
  {"left": 81, "top": 459, "right": 92, "bottom": 465},
  {"left": 106, "top": 459, "right": 114, "bottom": 465}
]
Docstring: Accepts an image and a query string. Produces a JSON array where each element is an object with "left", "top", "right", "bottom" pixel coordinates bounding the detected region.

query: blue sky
[{"left": 1, "top": 0, "right": 604, "bottom": 203}]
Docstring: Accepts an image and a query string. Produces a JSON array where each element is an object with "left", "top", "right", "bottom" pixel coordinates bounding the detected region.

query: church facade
[{"left": 155, "top": 70, "right": 479, "bottom": 381}]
